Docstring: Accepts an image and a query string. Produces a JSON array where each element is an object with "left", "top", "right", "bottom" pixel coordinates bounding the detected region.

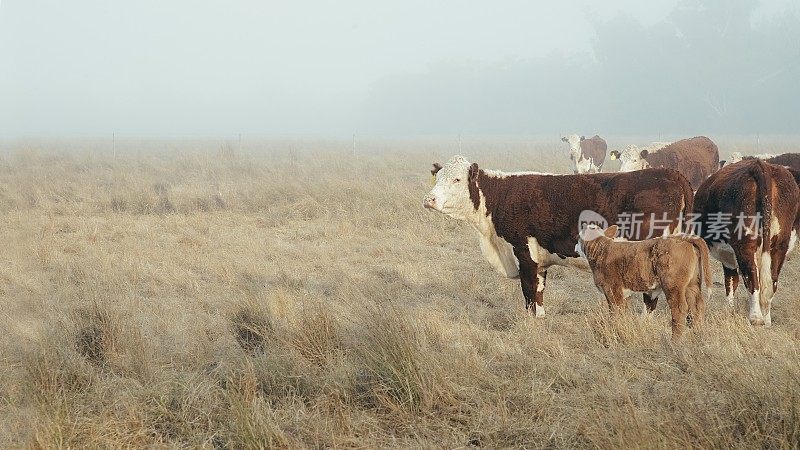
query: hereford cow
[
  {"left": 576, "top": 224, "right": 711, "bottom": 340},
  {"left": 423, "top": 155, "right": 693, "bottom": 316},
  {"left": 609, "top": 136, "right": 719, "bottom": 189},
  {"left": 721, "top": 152, "right": 800, "bottom": 171},
  {"left": 765, "top": 153, "right": 800, "bottom": 171},
  {"left": 693, "top": 159, "right": 799, "bottom": 326},
  {"left": 609, "top": 141, "right": 671, "bottom": 170},
  {"left": 561, "top": 134, "right": 607, "bottom": 174}
]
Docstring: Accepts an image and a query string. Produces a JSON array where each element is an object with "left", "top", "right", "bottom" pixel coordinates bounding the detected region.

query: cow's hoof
[
  {"left": 749, "top": 317, "right": 765, "bottom": 326},
  {"left": 535, "top": 306, "right": 546, "bottom": 318}
]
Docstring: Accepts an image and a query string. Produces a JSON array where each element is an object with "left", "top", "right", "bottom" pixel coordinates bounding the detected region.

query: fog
[{"left": 1, "top": 0, "right": 798, "bottom": 138}]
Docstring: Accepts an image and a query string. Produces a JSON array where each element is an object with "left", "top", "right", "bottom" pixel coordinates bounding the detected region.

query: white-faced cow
[
  {"left": 610, "top": 136, "right": 719, "bottom": 189},
  {"left": 721, "top": 152, "right": 800, "bottom": 171},
  {"left": 609, "top": 142, "right": 671, "bottom": 170},
  {"left": 423, "top": 155, "right": 693, "bottom": 316},
  {"left": 561, "top": 134, "right": 607, "bottom": 174},
  {"left": 693, "top": 159, "right": 800, "bottom": 326}
]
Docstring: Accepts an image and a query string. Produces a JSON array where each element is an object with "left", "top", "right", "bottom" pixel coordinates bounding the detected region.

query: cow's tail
[
  {"left": 681, "top": 234, "right": 712, "bottom": 324},
  {"left": 677, "top": 171, "right": 695, "bottom": 235},
  {"left": 685, "top": 234, "right": 712, "bottom": 299},
  {"left": 750, "top": 160, "right": 773, "bottom": 253},
  {"left": 751, "top": 160, "right": 775, "bottom": 301}
]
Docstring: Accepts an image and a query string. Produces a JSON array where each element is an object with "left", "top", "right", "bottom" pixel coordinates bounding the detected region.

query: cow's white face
[
  {"left": 729, "top": 152, "right": 743, "bottom": 164},
  {"left": 614, "top": 145, "right": 649, "bottom": 172},
  {"left": 561, "top": 134, "right": 583, "bottom": 164},
  {"left": 423, "top": 155, "right": 475, "bottom": 220}
]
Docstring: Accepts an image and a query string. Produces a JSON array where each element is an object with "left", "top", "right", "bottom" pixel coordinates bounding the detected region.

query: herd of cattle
[{"left": 423, "top": 135, "right": 800, "bottom": 339}]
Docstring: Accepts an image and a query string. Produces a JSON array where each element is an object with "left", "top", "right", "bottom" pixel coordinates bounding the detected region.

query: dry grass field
[{"left": 0, "top": 137, "right": 799, "bottom": 448}]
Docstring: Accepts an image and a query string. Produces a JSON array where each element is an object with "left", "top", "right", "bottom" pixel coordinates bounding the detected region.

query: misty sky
[{"left": 1, "top": 0, "right": 798, "bottom": 137}]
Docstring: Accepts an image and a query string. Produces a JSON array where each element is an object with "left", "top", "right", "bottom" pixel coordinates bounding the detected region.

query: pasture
[{"left": 1, "top": 137, "right": 799, "bottom": 448}]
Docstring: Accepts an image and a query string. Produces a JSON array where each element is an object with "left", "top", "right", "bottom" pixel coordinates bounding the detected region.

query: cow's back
[
  {"left": 645, "top": 136, "right": 719, "bottom": 189},
  {"left": 483, "top": 168, "right": 692, "bottom": 257},
  {"left": 766, "top": 153, "right": 800, "bottom": 171},
  {"left": 694, "top": 159, "right": 798, "bottom": 246},
  {"left": 580, "top": 135, "right": 607, "bottom": 166}
]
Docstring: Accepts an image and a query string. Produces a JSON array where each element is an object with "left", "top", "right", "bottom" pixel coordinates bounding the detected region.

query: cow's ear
[
  {"left": 561, "top": 136, "right": 568, "bottom": 142},
  {"left": 719, "top": 161, "right": 726, "bottom": 169},
  {"left": 640, "top": 149, "right": 649, "bottom": 158},
  {"left": 604, "top": 225, "right": 618, "bottom": 238},
  {"left": 431, "top": 163, "right": 442, "bottom": 176},
  {"left": 580, "top": 135, "right": 585, "bottom": 141},
  {"left": 468, "top": 162, "right": 479, "bottom": 182}
]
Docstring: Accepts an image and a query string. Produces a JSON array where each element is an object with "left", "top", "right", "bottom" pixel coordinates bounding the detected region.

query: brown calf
[{"left": 576, "top": 225, "right": 711, "bottom": 339}]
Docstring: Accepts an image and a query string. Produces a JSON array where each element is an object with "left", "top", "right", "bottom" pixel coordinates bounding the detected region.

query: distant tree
[{"left": 361, "top": 0, "right": 800, "bottom": 134}]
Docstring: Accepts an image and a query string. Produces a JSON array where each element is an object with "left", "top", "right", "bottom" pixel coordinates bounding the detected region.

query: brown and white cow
[
  {"left": 693, "top": 159, "right": 800, "bottom": 326},
  {"left": 722, "top": 153, "right": 800, "bottom": 172},
  {"left": 423, "top": 155, "right": 693, "bottom": 316},
  {"left": 765, "top": 153, "right": 800, "bottom": 171},
  {"left": 610, "top": 136, "right": 720, "bottom": 189},
  {"left": 561, "top": 134, "right": 607, "bottom": 174}
]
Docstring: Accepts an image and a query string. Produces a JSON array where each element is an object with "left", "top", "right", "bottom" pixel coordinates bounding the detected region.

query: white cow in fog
[
  {"left": 608, "top": 142, "right": 672, "bottom": 172},
  {"left": 560, "top": 134, "right": 607, "bottom": 174},
  {"left": 722, "top": 152, "right": 778, "bottom": 167}
]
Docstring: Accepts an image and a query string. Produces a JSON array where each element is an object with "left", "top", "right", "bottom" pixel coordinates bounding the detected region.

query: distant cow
[
  {"left": 765, "top": 153, "right": 800, "bottom": 171},
  {"left": 610, "top": 141, "right": 672, "bottom": 170},
  {"left": 576, "top": 225, "right": 711, "bottom": 340},
  {"left": 561, "top": 134, "right": 607, "bottom": 174},
  {"left": 693, "top": 159, "right": 799, "bottom": 326},
  {"left": 610, "top": 136, "right": 720, "bottom": 189},
  {"left": 423, "top": 155, "right": 693, "bottom": 316},
  {"left": 722, "top": 152, "right": 800, "bottom": 171}
]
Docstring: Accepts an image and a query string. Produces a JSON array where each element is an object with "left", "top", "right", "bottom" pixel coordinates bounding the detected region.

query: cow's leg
[
  {"left": 736, "top": 247, "right": 764, "bottom": 326},
  {"left": 513, "top": 246, "right": 543, "bottom": 316},
  {"left": 536, "top": 270, "right": 548, "bottom": 316},
  {"left": 692, "top": 281, "right": 706, "bottom": 327},
  {"left": 665, "top": 287, "right": 689, "bottom": 341},
  {"left": 602, "top": 285, "right": 625, "bottom": 312},
  {"left": 723, "top": 266, "right": 739, "bottom": 308},
  {"left": 764, "top": 245, "right": 789, "bottom": 327}
]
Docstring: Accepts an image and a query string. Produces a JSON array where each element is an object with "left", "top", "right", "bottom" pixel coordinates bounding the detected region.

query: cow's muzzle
[{"left": 423, "top": 195, "right": 436, "bottom": 210}]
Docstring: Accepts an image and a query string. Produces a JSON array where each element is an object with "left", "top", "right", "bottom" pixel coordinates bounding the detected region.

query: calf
[
  {"left": 693, "top": 159, "right": 799, "bottom": 326},
  {"left": 561, "top": 134, "right": 607, "bottom": 174},
  {"left": 576, "top": 225, "right": 711, "bottom": 339},
  {"left": 610, "top": 136, "right": 719, "bottom": 189},
  {"left": 423, "top": 155, "right": 693, "bottom": 316}
]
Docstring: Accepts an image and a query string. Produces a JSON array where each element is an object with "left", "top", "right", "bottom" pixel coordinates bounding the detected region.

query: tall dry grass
[{"left": 0, "top": 138, "right": 799, "bottom": 448}]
